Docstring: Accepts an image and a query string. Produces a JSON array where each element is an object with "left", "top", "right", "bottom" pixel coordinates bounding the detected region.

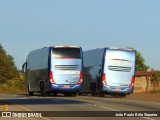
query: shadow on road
[{"left": 0, "top": 94, "right": 88, "bottom": 105}]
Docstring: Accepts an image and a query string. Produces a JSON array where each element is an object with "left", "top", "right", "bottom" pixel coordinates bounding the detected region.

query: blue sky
[{"left": 0, "top": 0, "right": 160, "bottom": 70}]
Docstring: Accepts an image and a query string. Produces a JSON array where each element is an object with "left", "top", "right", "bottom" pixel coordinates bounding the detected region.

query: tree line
[{"left": 0, "top": 43, "right": 26, "bottom": 93}]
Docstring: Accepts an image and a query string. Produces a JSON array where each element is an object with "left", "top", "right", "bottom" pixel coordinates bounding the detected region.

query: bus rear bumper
[
  {"left": 50, "top": 84, "right": 82, "bottom": 92},
  {"left": 102, "top": 86, "right": 134, "bottom": 95}
]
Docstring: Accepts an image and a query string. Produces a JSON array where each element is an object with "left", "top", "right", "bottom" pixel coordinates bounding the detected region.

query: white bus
[
  {"left": 80, "top": 47, "right": 136, "bottom": 97},
  {"left": 22, "top": 46, "right": 83, "bottom": 96}
]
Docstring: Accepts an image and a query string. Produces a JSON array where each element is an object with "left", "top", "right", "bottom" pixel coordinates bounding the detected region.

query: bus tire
[
  {"left": 119, "top": 94, "right": 126, "bottom": 97},
  {"left": 29, "top": 92, "right": 33, "bottom": 96},
  {"left": 99, "top": 92, "right": 105, "bottom": 97},
  {"left": 64, "top": 93, "right": 68, "bottom": 96},
  {"left": 91, "top": 88, "right": 96, "bottom": 96},
  {"left": 28, "top": 83, "right": 33, "bottom": 96},
  {"left": 64, "top": 93, "right": 73, "bottom": 97},
  {"left": 64, "top": 93, "right": 72, "bottom": 96},
  {"left": 78, "top": 92, "right": 82, "bottom": 95},
  {"left": 47, "top": 91, "right": 51, "bottom": 96},
  {"left": 53, "top": 92, "right": 57, "bottom": 96},
  {"left": 40, "top": 81, "right": 45, "bottom": 96},
  {"left": 71, "top": 92, "right": 77, "bottom": 97},
  {"left": 91, "top": 89, "right": 94, "bottom": 96}
]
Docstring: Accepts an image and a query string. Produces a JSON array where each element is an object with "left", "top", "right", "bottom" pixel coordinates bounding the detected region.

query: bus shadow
[
  {"left": 78, "top": 94, "right": 127, "bottom": 99},
  {"left": 0, "top": 94, "right": 88, "bottom": 105}
]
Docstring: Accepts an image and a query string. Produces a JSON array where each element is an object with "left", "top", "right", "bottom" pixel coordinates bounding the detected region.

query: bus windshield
[{"left": 52, "top": 48, "right": 81, "bottom": 59}]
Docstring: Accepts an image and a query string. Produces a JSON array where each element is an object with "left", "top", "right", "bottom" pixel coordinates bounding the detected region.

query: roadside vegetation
[
  {"left": 150, "top": 71, "right": 160, "bottom": 93},
  {"left": 135, "top": 50, "right": 150, "bottom": 71},
  {"left": 0, "top": 43, "right": 27, "bottom": 94}
]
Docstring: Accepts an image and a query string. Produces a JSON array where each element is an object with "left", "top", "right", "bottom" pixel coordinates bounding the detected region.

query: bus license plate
[
  {"left": 115, "top": 88, "right": 121, "bottom": 91},
  {"left": 64, "top": 85, "right": 70, "bottom": 88}
]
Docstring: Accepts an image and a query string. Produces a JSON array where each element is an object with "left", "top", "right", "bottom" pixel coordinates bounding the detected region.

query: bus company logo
[
  {"left": 2, "top": 112, "right": 11, "bottom": 117},
  {"left": 2, "top": 112, "right": 42, "bottom": 118}
]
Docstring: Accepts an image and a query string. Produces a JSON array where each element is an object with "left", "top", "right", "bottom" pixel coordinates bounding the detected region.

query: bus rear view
[
  {"left": 103, "top": 48, "right": 136, "bottom": 96},
  {"left": 23, "top": 46, "right": 83, "bottom": 96},
  {"left": 50, "top": 46, "right": 83, "bottom": 96},
  {"left": 81, "top": 47, "right": 136, "bottom": 97}
]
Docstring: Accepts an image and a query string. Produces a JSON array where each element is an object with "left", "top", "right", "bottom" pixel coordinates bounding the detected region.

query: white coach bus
[
  {"left": 22, "top": 46, "right": 83, "bottom": 96},
  {"left": 80, "top": 47, "right": 136, "bottom": 97}
]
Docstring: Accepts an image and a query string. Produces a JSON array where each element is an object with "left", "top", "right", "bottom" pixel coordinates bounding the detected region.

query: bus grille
[
  {"left": 108, "top": 66, "right": 131, "bottom": 72},
  {"left": 54, "top": 65, "right": 79, "bottom": 70}
]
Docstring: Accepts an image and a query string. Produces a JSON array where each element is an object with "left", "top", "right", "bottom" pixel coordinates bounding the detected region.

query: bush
[
  {"left": 0, "top": 74, "right": 27, "bottom": 94},
  {"left": 0, "top": 43, "right": 27, "bottom": 94}
]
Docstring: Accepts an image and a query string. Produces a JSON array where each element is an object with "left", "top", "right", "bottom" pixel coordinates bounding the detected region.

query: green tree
[
  {"left": 127, "top": 47, "right": 149, "bottom": 71},
  {"left": 136, "top": 50, "right": 149, "bottom": 71},
  {"left": 0, "top": 43, "right": 19, "bottom": 83},
  {"left": 150, "top": 71, "right": 160, "bottom": 92}
]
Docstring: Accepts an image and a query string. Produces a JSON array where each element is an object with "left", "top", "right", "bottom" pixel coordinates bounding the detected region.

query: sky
[{"left": 0, "top": 0, "right": 160, "bottom": 70}]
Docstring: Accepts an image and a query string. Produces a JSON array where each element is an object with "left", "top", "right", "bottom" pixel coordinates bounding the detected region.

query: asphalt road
[{"left": 0, "top": 94, "right": 160, "bottom": 120}]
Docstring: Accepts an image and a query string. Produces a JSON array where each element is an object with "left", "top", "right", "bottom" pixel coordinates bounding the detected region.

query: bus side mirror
[{"left": 22, "top": 62, "right": 27, "bottom": 73}]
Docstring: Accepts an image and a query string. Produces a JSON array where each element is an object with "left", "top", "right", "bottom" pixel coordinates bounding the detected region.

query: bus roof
[
  {"left": 84, "top": 47, "right": 135, "bottom": 53},
  {"left": 52, "top": 46, "right": 81, "bottom": 48},
  {"left": 107, "top": 47, "right": 134, "bottom": 51}
]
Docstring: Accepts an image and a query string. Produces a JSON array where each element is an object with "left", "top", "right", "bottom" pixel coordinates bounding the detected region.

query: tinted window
[{"left": 52, "top": 48, "right": 81, "bottom": 59}]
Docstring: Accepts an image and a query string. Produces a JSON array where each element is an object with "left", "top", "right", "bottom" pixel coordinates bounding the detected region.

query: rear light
[
  {"left": 78, "top": 71, "right": 83, "bottom": 84},
  {"left": 50, "top": 72, "right": 56, "bottom": 84},
  {"left": 102, "top": 73, "right": 107, "bottom": 87},
  {"left": 129, "top": 76, "right": 135, "bottom": 87}
]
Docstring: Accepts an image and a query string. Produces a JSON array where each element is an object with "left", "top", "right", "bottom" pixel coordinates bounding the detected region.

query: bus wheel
[
  {"left": 64, "top": 93, "right": 71, "bottom": 96},
  {"left": 71, "top": 92, "right": 77, "bottom": 97},
  {"left": 53, "top": 92, "right": 57, "bottom": 96},
  {"left": 47, "top": 91, "right": 51, "bottom": 96},
  {"left": 40, "top": 81, "right": 45, "bottom": 96},
  {"left": 29, "top": 92, "right": 33, "bottom": 96},
  {"left": 78, "top": 92, "right": 82, "bottom": 95},
  {"left": 99, "top": 92, "right": 105, "bottom": 97},
  {"left": 91, "top": 89, "right": 96, "bottom": 96},
  {"left": 64, "top": 93, "right": 72, "bottom": 97},
  {"left": 40, "top": 89, "right": 44, "bottom": 96},
  {"left": 28, "top": 84, "right": 33, "bottom": 96},
  {"left": 119, "top": 94, "right": 126, "bottom": 97},
  {"left": 64, "top": 93, "right": 68, "bottom": 96}
]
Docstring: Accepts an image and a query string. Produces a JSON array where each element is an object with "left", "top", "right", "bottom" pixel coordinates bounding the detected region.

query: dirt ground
[{"left": 123, "top": 93, "right": 160, "bottom": 103}]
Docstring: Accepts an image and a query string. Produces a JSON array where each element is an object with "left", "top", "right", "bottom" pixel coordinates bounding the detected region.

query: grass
[
  {"left": 0, "top": 82, "right": 27, "bottom": 94},
  {"left": 151, "top": 90, "right": 160, "bottom": 93}
]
